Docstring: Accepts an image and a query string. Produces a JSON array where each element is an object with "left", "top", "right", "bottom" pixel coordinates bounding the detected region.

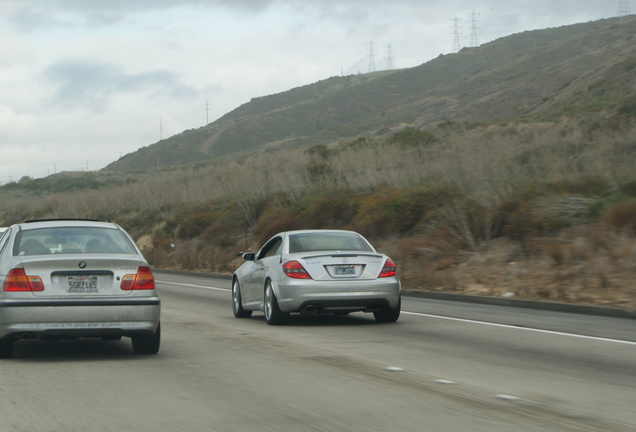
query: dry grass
[
  {"left": 385, "top": 225, "right": 636, "bottom": 309},
  {"left": 2, "top": 119, "right": 634, "bottom": 225}
]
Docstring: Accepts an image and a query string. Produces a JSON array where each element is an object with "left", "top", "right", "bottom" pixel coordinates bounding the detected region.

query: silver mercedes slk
[
  {"left": 232, "top": 229, "right": 401, "bottom": 325},
  {"left": 0, "top": 219, "right": 161, "bottom": 358}
]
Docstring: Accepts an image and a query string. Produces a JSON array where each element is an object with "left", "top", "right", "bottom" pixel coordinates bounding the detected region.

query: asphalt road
[{"left": 1, "top": 271, "right": 635, "bottom": 432}]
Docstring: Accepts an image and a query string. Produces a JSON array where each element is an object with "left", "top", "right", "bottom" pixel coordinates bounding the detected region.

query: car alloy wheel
[
  {"left": 232, "top": 279, "right": 252, "bottom": 318},
  {"left": 264, "top": 281, "right": 289, "bottom": 325}
]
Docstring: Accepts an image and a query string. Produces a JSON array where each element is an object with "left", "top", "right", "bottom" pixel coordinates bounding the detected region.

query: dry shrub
[
  {"left": 295, "top": 190, "right": 358, "bottom": 230},
  {"left": 435, "top": 198, "right": 499, "bottom": 251},
  {"left": 143, "top": 238, "right": 174, "bottom": 268},
  {"left": 176, "top": 212, "right": 215, "bottom": 239},
  {"left": 399, "top": 255, "right": 460, "bottom": 291},
  {"left": 201, "top": 221, "right": 244, "bottom": 248},
  {"left": 391, "top": 236, "right": 438, "bottom": 260},
  {"left": 375, "top": 235, "right": 460, "bottom": 291},
  {"left": 499, "top": 196, "right": 584, "bottom": 241},
  {"left": 351, "top": 187, "right": 452, "bottom": 239},
  {"left": 390, "top": 227, "right": 636, "bottom": 309},
  {"left": 352, "top": 190, "right": 395, "bottom": 237},
  {"left": 252, "top": 206, "right": 300, "bottom": 245},
  {"left": 522, "top": 237, "right": 571, "bottom": 265},
  {"left": 601, "top": 200, "right": 636, "bottom": 232},
  {"left": 622, "top": 180, "right": 636, "bottom": 197},
  {"left": 547, "top": 176, "right": 612, "bottom": 195}
]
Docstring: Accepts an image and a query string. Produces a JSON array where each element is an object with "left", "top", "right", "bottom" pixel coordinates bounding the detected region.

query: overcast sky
[{"left": 0, "top": 0, "right": 625, "bottom": 182}]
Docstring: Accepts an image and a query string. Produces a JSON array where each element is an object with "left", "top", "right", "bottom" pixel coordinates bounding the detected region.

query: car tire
[
  {"left": 0, "top": 338, "right": 13, "bottom": 359},
  {"left": 374, "top": 297, "right": 401, "bottom": 323},
  {"left": 132, "top": 322, "right": 161, "bottom": 355},
  {"left": 232, "top": 279, "right": 252, "bottom": 318},
  {"left": 264, "top": 281, "right": 289, "bottom": 325}
]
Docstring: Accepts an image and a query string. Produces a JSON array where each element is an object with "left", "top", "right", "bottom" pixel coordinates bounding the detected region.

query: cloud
[
  {"left": 5, "top": 0, "right": 279, "bottom": 31},
  {"left": 44, "top": 60, "right": 197, "bottom": 112},
  {"left": 0, "top": 32, "right": 33, "bottom": 66}
]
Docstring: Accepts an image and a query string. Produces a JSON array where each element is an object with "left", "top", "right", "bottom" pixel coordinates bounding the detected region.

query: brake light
[
  {"left": 379, "top": 258, "right": 397, "bottom": 278},
  {"left": 282, "top": 260, "right": 312, "bottom": 279},
  {"left": 3, "top": 268, "right": 45, "bottom": 292},
  {"left": 121, "top": 266, "right": 156, "bottom": 290}
]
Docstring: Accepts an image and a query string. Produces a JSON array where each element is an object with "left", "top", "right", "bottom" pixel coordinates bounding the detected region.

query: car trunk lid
[
  {"left": 293, "top": 253, "right": 386, "bottom": 281},
  {"left": 21, "top": 256, "right": 142, "bottom": 297}
]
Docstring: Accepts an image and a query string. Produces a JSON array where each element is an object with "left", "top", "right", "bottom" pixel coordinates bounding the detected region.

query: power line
[{"left": 348, "top": 1, "right": 621, "bottom": 75}]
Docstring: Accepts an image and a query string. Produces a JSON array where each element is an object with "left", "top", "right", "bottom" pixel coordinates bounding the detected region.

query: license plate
[
  {"left": 333, "top": 265, "right": 356, "bottom": 277},
  {"left": 67, "top": 275, "right": 99, "bottom": 293}
]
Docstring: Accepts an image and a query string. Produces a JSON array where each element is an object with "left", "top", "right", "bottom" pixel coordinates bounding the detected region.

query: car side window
[
  {"left": 0, "top": 228, "right": 10, "bottom": 256},
  {"left": 258, "top": 237, "right": 283, "bottom": 260}
]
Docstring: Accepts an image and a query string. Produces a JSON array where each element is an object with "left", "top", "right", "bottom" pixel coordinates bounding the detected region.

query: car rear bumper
[
  {"left": 274, "top": 278, "right": 400, "bottom": 314},
  {"left": 0, "top": 297, "right": 160, "bottom": 339}
]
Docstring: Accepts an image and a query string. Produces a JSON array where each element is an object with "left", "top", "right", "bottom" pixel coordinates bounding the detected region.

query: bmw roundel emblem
[{"left": 78, "top": 261, "right": 87, "bottom": 269}]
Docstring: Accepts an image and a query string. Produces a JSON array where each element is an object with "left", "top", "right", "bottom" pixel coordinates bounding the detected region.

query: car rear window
[
  {"left": 15, "top": 227, "right": 137, "bottom": 256},
  {"left": 289, "top": 232, "right": 374, "bottom": 253}
]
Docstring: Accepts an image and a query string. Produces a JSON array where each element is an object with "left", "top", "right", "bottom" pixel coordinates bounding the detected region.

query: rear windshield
[
  {"left": 289, "top": 232, "right": 374, "bottom": 253},
  {"left": 15, "top": 227, "right": 137, "bottom": 256}
]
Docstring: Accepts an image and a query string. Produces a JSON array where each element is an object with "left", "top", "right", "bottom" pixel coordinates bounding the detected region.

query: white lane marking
[
  {"left": 403, "top": 311, "right": 636, "bottom": 346},
  {"left": 158, "top": 280, "right": 636, "bottom": 346},
  {"left": 157, "top": 280, "right": 228, "bottom": 292}
]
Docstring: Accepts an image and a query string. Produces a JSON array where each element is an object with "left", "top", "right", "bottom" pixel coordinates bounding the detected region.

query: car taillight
[
  {"left": 379, "top": 258, "right": 397, "bottom": 278},
  {"left": 282, "top": 260, "right": 312, "bottom": 279},
  {"left": 3, "top": 268, "right": 45, "bottom": 292},
  {"left": 121, "top": 266, "right": 156, "bottom": 290}
]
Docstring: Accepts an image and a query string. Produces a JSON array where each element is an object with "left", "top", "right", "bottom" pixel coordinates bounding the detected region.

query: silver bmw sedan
[{"left": 0, "top": 219, "right": 161, "bottom": 358}]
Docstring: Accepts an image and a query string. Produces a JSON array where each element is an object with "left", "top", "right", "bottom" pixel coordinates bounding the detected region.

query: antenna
[
  {"left": 451, "top": 15, "right": 462, "bottom": 53},
  {"left": 159, "top": 118, "right": 163, "bottom": 141},
  {"left": 367, "top": 41, "right": 376, "bottom": 73},
  {"left": 205, "top": 100, "right": 209, "bottom": 125},
  {"left": 386, "top": 43, "right": 394, "bottom": 70},
  {"left": 469, "top": 10, "right": 480, "bottom": 47}
]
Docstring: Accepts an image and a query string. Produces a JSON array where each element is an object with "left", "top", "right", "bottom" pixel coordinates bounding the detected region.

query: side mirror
[{"left": 237, "top": 252, "right": 256, "bottom": 261}]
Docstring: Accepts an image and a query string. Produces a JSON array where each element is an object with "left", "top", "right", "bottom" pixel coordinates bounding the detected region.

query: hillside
[
  {"left": 105, "top": 16, "right": 636, "bottom": 173},
  {"left": 2, "top": 17, "right": 636, "bottom": 310}
]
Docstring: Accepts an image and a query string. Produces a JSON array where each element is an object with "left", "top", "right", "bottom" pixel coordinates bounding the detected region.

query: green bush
[
  {"left": 305, "top": 144, "right": 332, "bottom": 159},
  {"left": 388, "top": 128, "right": 437, "bottom": 147}
]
